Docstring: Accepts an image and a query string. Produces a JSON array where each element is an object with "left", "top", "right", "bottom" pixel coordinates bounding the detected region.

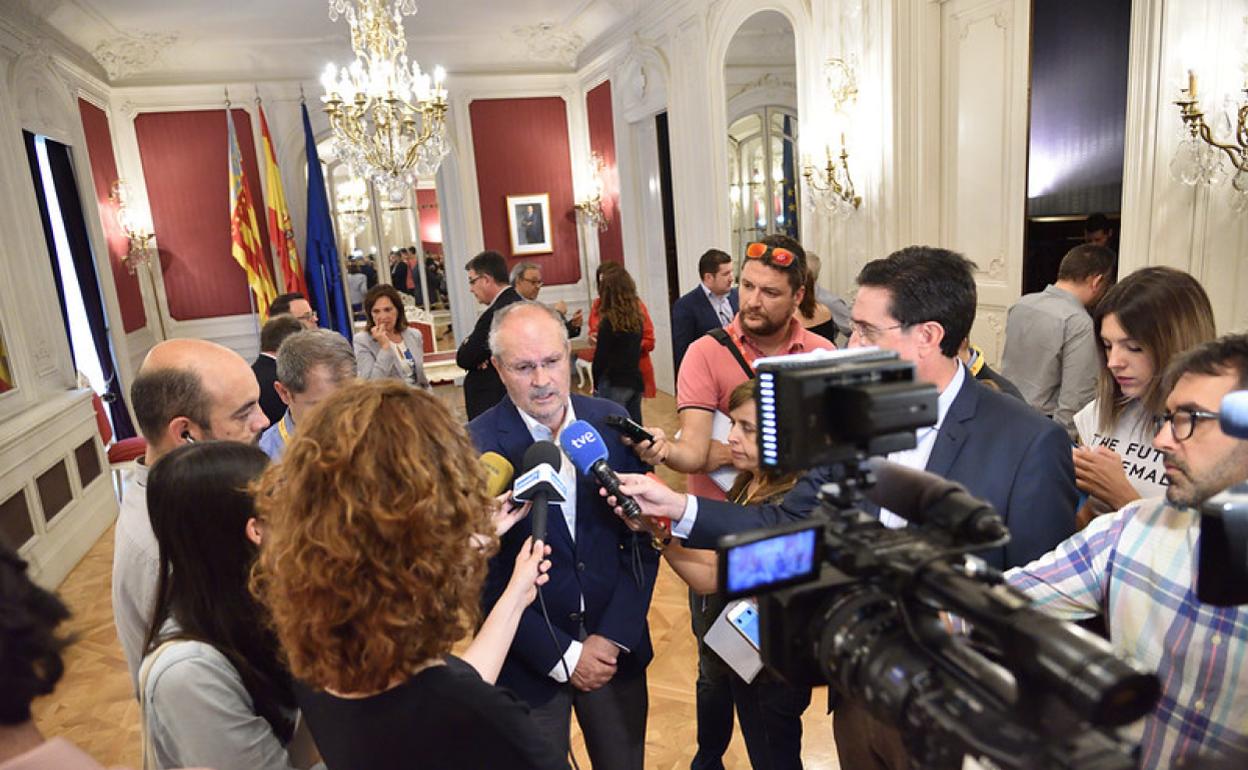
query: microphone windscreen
[
  {"left": 480, "top": 452, "right": 514, "bottom": 497},
  {"left": 521, "top": 441, "right": 563, "bottom": 474},
  {"left": 1221, "top": 390, "right": 1248, "bottom": 440},
  {"left": 862, "top": 457, "right": 968, "bottom": 518},
  {"left": 559, "top": 420, "right": 610, "bottom": 473}
]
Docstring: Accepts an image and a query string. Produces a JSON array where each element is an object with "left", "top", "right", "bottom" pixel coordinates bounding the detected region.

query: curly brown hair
[
  {"left": 598, "top": 265, "right": 643, "bottom": 335},
  {"left": 250, "top": 380, "right": 495, "bottom": 694}
]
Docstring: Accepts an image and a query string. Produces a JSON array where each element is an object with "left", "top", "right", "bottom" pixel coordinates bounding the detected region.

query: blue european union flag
[
  {"left": 301, "top": 103, "right": 352, "bottom": 338},
  {"left": 781, "top": 115, "right": 799, "bottom": 240}
]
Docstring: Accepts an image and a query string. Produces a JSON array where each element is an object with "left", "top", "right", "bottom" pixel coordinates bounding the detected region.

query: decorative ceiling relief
[
  {"left": 92, "top": 32, "right": 178, "bottom": 81},
  {"left": 513, "top": 22, "right": 583, "bottom": 67},
  {"left": 726, "top": 72, "right": 796, "bottom": 102}
]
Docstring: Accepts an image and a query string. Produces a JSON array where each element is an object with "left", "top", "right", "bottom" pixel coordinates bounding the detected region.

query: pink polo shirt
[{"left": 677, "top": 316, "right": 835, "bottom": 499}]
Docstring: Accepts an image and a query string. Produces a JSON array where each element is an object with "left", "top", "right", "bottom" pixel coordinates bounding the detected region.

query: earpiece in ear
[{"left": 181, "top": 431, "right": 195, "bottom": 444}]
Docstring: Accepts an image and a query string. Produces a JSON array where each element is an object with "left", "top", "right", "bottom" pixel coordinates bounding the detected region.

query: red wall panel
[
  {"left": 134, "top": 109, "right": 271, "bottom": 320},
  {"left": 586, "top": 81, "right": 624, "bottom": 266},
  {"left": 469, "top": 97, "right": 579, "bottom": 285},
  {"left": 77, "top": 99, "right": 146, "bottom": 333},
  {"left": 416, "top": 188, "right": 441, "bottom": 245}
]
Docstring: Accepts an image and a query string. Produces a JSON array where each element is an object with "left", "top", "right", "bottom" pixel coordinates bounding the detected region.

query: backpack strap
[{"left": 708, "top": 328, "right": 755, "bottom": 380}]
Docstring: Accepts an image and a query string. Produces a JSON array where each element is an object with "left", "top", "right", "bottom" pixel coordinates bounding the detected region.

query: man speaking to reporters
[{"left": 468, "top": 302, "right": 658, "bottom": 770}]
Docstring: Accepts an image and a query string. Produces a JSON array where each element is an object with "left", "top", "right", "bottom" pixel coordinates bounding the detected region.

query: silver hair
[
  {"left": 488, "top": 301, "right": 569, "bottom": 359},
  {"left": 510, "top": 261, "right": 541, "bottom": 285},
  {"left": 276, "top": 329, "right": 357, "bottom": 393}
]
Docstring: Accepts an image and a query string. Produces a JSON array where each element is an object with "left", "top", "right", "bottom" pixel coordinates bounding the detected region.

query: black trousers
[{"left": 528, "top": 669, "right": 648, "bottom": 770}]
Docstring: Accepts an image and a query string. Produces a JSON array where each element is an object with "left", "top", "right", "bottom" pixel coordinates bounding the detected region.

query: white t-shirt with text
[{"left": 1073, "top": 399, "right": 1169, "bottom": 501}]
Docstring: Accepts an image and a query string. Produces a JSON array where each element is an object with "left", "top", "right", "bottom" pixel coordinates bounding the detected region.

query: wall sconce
[
  {"left": 574, "top": 151, "right": 610, "bottom": 232},
  {"left": 109, "top": 181, "right": 154, "bottom": 274},
  {"left": 802, "top": 58, "right": 862, "bottom": 216},
  {"left": 1172, "top": 66, "right": 1248, "bottom": 212}
]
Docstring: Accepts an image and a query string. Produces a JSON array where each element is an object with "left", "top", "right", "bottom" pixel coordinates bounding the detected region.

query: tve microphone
[
  {"left": 514, "top": 441, "right": 566, "bottom": 541},
  {"left": 1221, "top": 390, "right": 1248, "bottom": 439},
  {"left": 480, "top": 452, "right": 515, "bottom": 497},
  {"left": 862, "top": 458, "right": 1007, "bottom": 543},
  {"left": 560, "top": 420, "right": 642, "bottom": 519}
]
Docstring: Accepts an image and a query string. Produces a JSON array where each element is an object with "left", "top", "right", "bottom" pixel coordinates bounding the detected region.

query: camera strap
[{"left": 709, "top": 328, "right": 755, "bottom": 380}]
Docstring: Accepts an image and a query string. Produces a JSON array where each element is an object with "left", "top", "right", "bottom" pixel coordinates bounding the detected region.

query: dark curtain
[{"left": 23, "top": 131, "right": 136, "bottom": 439}]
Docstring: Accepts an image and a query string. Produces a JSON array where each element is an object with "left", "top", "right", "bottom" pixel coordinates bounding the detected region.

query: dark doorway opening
[{"left": 656, "top": 112, "right": 680, "bottom": 310}]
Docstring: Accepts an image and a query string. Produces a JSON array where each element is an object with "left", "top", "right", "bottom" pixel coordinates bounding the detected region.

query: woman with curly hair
[
  {"left": 251, "top": 380, "right": 563, "bottom": 770},
  {"left": 592, "top": 265, "right": 645, "bottom": 422},
  {"left": 1072, "top": 267, "right": 1216, "bottom": 527}
]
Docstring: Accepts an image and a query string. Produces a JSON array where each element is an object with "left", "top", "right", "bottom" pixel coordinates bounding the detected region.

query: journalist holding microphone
[
  {"left": 250, "top": 380, "right": 566, "bottom": 770},
  {"left": 468, "top": 301, "right": 659, "bottom": 770}
]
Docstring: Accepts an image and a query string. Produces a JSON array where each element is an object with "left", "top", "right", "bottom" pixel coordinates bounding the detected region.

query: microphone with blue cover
[
  {"left": 560, "top": 420, "right": 643, "bottom": 519},
  {"left": 1221, "top": 390, "right": 1248, "bottom": 439},
  {"left": 514, "top": 441, "right": 567, "bottom": 542}
]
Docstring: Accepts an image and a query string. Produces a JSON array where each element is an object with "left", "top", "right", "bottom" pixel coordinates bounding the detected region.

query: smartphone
[
  {"left": 726, "top": 599, "right": 761, "bottom": 651},
  {"left": 604, "top": 414, "right": 656, "bottom": 445}
]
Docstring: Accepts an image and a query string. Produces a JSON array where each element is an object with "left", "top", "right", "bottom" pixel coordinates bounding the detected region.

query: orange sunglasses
[{"left": 745, "top": 241, "right": 797, "bottom": 267}]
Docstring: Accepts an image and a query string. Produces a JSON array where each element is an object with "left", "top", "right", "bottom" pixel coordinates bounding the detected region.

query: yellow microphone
[{"left": 481, "top": 451, "right": 515, "bottom": 497}]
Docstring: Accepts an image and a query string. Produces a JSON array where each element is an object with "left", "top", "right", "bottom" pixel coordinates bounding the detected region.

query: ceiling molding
[
  {"left": 513, "top": 22, "right": 585, "bottom": 68},
  {"left": 92, "top": 31, "right": 179, "bottom": 81}
]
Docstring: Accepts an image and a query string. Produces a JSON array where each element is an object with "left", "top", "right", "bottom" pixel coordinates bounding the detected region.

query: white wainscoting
[{"left": 0, "top": 389, "right": 117, "bottom": 589}]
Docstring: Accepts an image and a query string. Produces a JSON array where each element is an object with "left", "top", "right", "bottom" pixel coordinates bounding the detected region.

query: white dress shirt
[{"left": 702, "top": 285, "right": 734, "bottom": 327}]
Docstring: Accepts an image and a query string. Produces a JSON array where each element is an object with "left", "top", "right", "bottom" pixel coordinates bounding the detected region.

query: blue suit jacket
[
  {"left": 687, "top": 370, "right": 1077, "bottom": 570},
  {"left": 468, "top": 394, "right": 659, "bottom": 706},
  {"left": 671, "top": 285, "right": 740, "bottom": 372}
]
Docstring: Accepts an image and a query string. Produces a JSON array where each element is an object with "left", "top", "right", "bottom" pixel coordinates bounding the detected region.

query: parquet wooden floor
[{"left": 31, "top": 386, "right": 840, "bottom": 769}]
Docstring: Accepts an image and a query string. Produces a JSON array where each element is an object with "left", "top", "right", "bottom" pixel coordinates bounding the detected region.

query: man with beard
[
  {"left": 1001, "top": 333, "right": 1248, "bottom": 770},
  {"left": 111, "top": 339, "right": 270, "bottom": 691},
  {"left": 627, "top": 235, "right": 832, "bottom": 770}
]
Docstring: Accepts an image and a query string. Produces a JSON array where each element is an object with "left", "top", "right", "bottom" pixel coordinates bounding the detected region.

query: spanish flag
[
  {"left": 258, "top": 104, "right": 307, "bottom": 296},
  {"left": 228, "top": 109, "right": 278, "bottom": 321}
]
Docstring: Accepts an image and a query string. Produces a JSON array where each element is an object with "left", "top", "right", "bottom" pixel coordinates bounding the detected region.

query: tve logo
[{"left": 568, "top": 430, "right": 597, "bottom": 450}]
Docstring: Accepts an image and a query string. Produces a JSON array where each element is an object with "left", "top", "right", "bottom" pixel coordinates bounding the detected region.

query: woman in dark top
[
  {"left": 592, "top": 266, "right": 645, "bottom": 422},
  {"left": 796, "top": 265, "right": 839, "bottom": 343},
  {"left": 251, "top": 381, "right": 563, "bottom": 770}
]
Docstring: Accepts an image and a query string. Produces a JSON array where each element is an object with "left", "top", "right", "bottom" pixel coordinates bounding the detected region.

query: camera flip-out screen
[{"left": 718, "top": 520, "right": 823, "bottom": 600}]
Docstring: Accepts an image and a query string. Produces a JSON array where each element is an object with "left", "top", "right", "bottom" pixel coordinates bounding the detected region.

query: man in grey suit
[{"left": 669, "top": 248, "right": 738, "bottom": 372}]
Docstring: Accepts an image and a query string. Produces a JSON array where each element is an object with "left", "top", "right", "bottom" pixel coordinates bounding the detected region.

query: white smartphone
[{"left": 725, "top": 599, "right": 760, "bottom": 651}]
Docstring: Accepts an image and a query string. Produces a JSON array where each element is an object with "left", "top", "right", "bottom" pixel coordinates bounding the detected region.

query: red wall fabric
[
  {"left": 77, "top": 99, "right": 146, "bottom": 333},
  {"left": 586, "top": 81, "right": 624, "bottom": 266},
  {"left": 134, "top": 109, "right": 271, "bottom": 320},
  {"left": 469, "top": 97, "right": 579, "bottom": 285},
  {"left": 416, "top": 188, "right": 442, "bottom": 245}
]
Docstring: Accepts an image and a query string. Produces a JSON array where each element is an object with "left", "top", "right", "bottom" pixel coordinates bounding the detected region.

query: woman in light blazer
[{"left": 353, "top": 285, "right": 431, "bottom": 389}]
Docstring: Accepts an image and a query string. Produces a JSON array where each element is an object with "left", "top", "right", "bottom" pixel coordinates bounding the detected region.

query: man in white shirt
[
  {"left": 112, "top": 339, "right": 269, "bottom": 691},
  {"left": 467, "top": 302, "right": 657, "bottom": 770},
  {"left": 670, "top": 248, "right": 739, "bottom": 372}
]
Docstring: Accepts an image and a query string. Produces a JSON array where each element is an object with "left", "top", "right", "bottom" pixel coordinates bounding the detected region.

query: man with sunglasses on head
[{"left": 627, "top": 234, "right": 833, "bottom": 770}]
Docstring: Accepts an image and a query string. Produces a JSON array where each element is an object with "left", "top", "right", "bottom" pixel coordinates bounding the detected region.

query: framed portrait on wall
[{"left": 506, "top": 193, "right": 553, "bottom": 255}]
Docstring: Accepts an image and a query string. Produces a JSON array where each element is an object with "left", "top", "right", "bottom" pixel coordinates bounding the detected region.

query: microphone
[
  {"left": 1220, "top": 390, "right": 1248, "bottom": 439},
  {"left": 514, "top": 441, "right": 566, "bottom": 542},
  {"left": 862, "top": 458, "right": 1007, "bottom": 543},
  {"left": 560, "top": 420, "right": 642, "bottom": 519},
  {"left": 480, "top": 451, "right": 515, "bottom": 497}
]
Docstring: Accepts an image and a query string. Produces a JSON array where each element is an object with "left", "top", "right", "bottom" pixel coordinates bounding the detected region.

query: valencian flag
[
  {"left": 301, "top": 102, "right": 351, "bottom": 338},
  {"left": 228, "top": 109, "right": 279, "bottom": 322},
  {"left": 258, "top": 102, "right": 307, "bottom": 295}
]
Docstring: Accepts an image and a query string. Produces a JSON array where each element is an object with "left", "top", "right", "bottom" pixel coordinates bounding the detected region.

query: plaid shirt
[{"left": 1006, "top": 498, "right": 1248, "bottom": 768}]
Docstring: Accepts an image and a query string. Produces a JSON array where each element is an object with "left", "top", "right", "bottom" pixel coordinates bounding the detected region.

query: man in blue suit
[
  {"left": 469, "top": 301, "right": 658, "bottom": 770},
  {"left": 670, "top": 248, "right": 739, "bottom": 372}
]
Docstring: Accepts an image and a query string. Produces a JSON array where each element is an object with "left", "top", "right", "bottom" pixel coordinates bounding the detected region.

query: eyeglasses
[
  {"left": 1152, "top": 408, "right": 1221, "bottom": 442},
  {"left": 521, "top": 276, "right": 543, "bottom": 287},
  {"left": 295, "top": 311, "right": 318, "bottom": 322},
  {"left": 499, "top": 353, "right": 567, "bottom": 377},
  {"left": 468, "top": 274, "right": 486, "bottom": 286},
  {"left": 745, "top": 241, "right": 797, "bottom": 267},
  {"left": 848, "top": 320, "right": 907, "bottom": 344}
]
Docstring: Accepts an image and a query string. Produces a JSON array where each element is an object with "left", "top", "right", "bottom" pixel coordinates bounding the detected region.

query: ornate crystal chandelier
[{"left": 321, "top": 0, "right": 450, "bottom": 202}]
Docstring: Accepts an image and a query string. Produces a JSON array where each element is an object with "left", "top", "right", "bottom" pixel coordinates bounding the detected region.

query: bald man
[{"left": 111, "top": 339, "right": 269, "bottom": 691}]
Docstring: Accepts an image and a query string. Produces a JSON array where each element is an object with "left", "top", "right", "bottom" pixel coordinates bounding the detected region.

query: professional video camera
[
  {"left": 716, "top": 348, "right": 1161, "bottom": 769},
  {"left": 1198, "top": 389, "right": 1248, "bottom": 606}
]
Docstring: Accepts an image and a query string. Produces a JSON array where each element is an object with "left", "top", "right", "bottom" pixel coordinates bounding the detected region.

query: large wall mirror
[
  {"left": 317, "top": 137, "right": 455, "bottom": 354},
  {"left": 724, "top": 11, "right": 800, "bottom": 262}
]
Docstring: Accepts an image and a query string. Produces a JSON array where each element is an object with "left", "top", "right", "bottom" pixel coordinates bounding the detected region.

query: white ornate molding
[
  {"left": 92, "top": 31, "right": 178, "bottom": 81},
  {"left": 725, "top": 71, "right": 796, "bottom": 101},
  {"left": 615, "top": 38, "right": 667, "bottom": 122},
  {"left": 513, "top": 22, "right": 584, "bottom": 68}
]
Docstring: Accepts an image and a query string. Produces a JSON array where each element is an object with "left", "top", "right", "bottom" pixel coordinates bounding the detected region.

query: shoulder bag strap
[
  {"left": 138, "top": 639, "right": 181, "bottom": 770},
  {"left": 708, "top": 327, "right": 755, "bottom": 380}
]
